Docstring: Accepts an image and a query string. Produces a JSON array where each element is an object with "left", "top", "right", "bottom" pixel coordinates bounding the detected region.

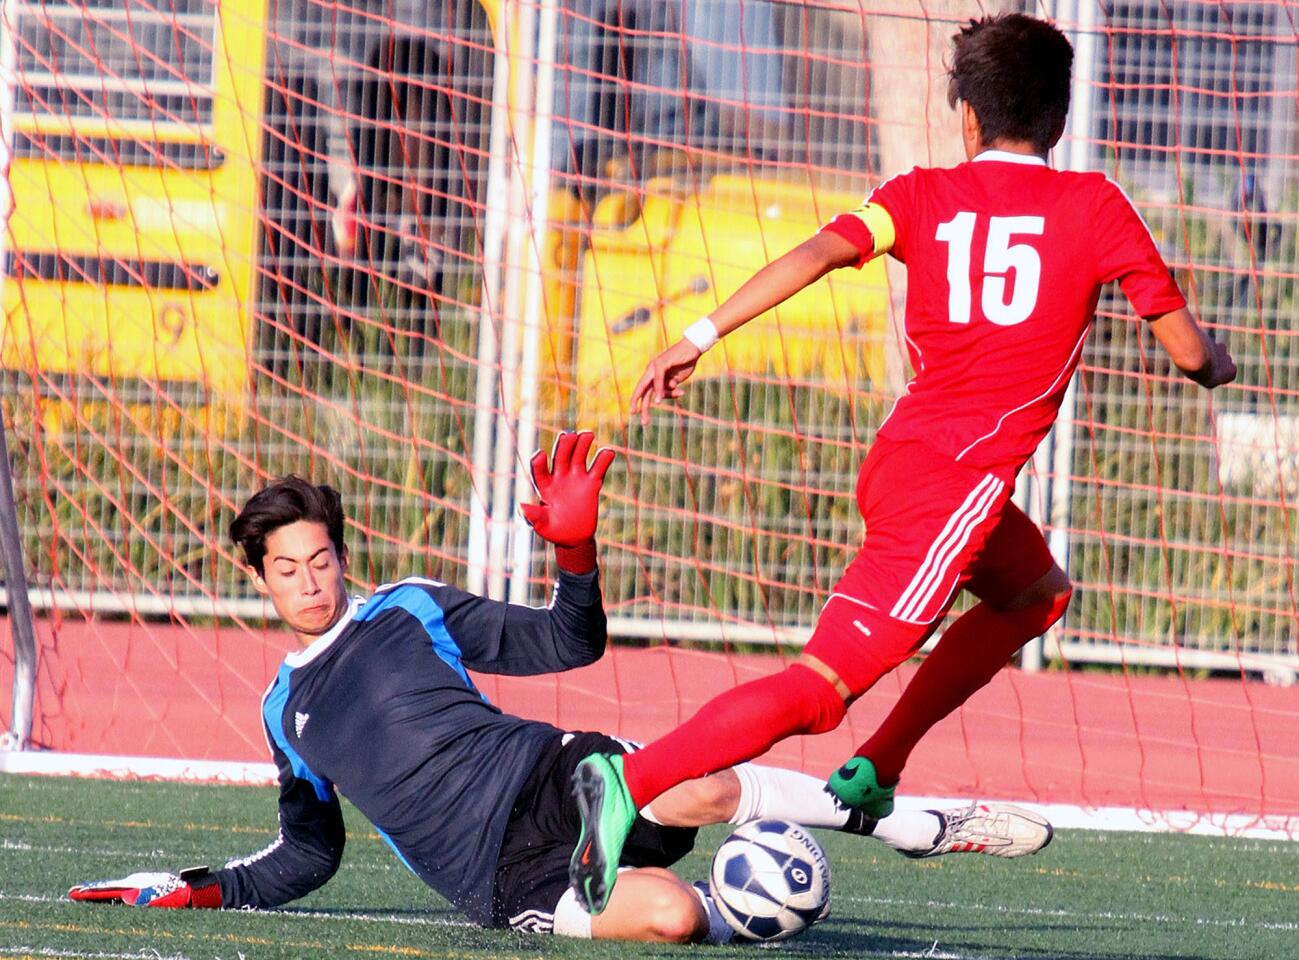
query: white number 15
[{"left": 935, "top": 212, "right": 1044, "bottom": 326}]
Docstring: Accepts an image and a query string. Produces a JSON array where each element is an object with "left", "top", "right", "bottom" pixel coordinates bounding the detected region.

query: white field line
[
  {"left": 0, "top": 892, "right": 473, "bottom": 929},
  {"left": 12, "top": 887, "right": 1294, "bottom": 936},
  {"left": 792, "top": 946, "right": 973, "bottom": 960},
  {"left": 0, "top": 753, "right": 276, "bottom": 785},
  {"left": 259, "top": 907, "right": 473, "bottom": 929},
  {"left": 2, "top": 839, "right": 174, "bottom": 858},
  {"left": 0, "top": 893, "right": 60, "bottom": 904},
  {"left": 0, "top": 950, "right": 194, "bottom": 960},
  {"left": 842, "top": 893, "right": 1299, "bottom": 933}
]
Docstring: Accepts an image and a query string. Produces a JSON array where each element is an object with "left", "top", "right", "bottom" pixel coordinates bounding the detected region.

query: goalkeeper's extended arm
[
  {"left": 213, "top": 772, "right": 346, "bottom": 909},
  {"left": 69, "top": 763, "right": 345, "bottom": 910},
  {"left": 519, "top": 430, "right": 615, "bottom": 575},
  {"left": 438, "top": 431, "right": 611, "bottom": 674}
]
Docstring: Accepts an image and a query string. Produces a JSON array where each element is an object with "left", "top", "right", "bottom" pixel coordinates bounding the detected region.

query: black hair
[
  {"left": 230, "top": 476, "right": 345, "bottom": 574},
  {"left": 947, "top": 14, "right": 1073, "bottom": 154}
]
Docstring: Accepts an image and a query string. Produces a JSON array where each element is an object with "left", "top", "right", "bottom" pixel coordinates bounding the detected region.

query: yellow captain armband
[{"left": 848, "top": 201, "right": 897, "bottom": 256}]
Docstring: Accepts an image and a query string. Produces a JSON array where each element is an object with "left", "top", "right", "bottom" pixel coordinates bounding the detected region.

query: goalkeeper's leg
[
  {"left": 560, "top": 867, "right": 710, "bottom": 943},
  {"left": 569, "top": 662, "right": 853, "bottom": 913},
  {"left": 644, "top": 764, "right": 962, "bottom": 853}
]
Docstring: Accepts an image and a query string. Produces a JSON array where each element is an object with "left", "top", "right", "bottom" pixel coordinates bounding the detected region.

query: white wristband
[{"left": 682, "top": 315, "right": 720, "bottom": 353}]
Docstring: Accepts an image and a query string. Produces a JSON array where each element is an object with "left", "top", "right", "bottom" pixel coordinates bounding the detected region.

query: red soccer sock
[
  {"left": 858, "top": 591, "right": 1070, "bottom": 785},
  {"left": 622, "top": 663, "right": 846, "bottom": 809}
]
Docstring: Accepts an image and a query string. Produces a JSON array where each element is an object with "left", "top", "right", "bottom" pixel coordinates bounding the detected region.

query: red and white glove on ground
[
  {"left": 68, "top": 868, "right": 221, "bottom": 908},
  {"left": 520, "top": 431, "right": 615, "bottom": 574}
]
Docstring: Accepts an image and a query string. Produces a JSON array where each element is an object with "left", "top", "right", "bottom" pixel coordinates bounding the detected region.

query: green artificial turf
[{"left": 1, "top": 774, "right": 1295, "bottom": 959}]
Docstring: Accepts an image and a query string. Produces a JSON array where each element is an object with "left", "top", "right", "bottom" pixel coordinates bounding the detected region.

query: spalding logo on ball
[{"left": 709, "top": 818, "right": 831, "bottom": 942}]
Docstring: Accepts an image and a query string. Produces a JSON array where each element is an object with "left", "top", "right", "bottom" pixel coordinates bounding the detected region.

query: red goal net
[{"left": 1, "top": 0, "right": 1295, "bottom": 833}]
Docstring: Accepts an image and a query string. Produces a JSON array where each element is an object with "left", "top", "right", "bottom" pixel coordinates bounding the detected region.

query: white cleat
[{"left": 904, "top": 802, "right": 1053, "bottom": 859}]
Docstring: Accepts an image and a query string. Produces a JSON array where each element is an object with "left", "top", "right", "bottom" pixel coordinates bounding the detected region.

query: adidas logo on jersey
[{"left": 294, "top": 712, "right": 309, "bottom": 737}]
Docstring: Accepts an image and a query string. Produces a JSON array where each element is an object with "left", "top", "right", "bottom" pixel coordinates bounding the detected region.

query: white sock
[
  {"left": 730, "top": 763, "right": 850, "bottom": 828},
  {"left": 871, "top": 809, "right": 944, "bottom": 853},
  {"left": 691, "top": 882, "right": 736, "bottom": 945},
  {"left": 729, "top": 763, "right": 943, "bottom": 853}
]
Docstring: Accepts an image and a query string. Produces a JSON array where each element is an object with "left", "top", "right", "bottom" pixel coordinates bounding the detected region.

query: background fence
[{"left": 0, "top": 0, "right": 1295, "bottom": 822}]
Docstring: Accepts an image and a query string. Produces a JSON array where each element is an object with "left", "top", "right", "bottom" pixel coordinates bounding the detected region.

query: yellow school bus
[
  {"left": 1, "top": 0, "right": 268, "bottom": 399},
  {"left": 0, "top": 0, "right": 501, "bottom": 402},
  {"left": 1, "top": 0, "right": 884, "bottom": 421}
]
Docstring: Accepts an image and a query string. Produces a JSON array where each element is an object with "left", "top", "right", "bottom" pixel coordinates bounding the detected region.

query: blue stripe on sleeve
[
  {"left": 263, "top": 663, "right": 333, "bottom": 802},
  {"left": 354, "top": 584, "right": 480, "bottom": 694}
]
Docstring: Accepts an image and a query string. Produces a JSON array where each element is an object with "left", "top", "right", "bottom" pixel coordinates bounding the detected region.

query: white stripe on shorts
[
  {"left": 890, "top": 474, "right": 1005, "bottom": 623},
  {"left": 889, "top": 475, "right": 999, "bottom": 620}
]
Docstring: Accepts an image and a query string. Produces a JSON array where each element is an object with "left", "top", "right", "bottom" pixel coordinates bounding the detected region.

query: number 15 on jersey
[{"left": 936, "top": 212, "right": 1045, "bottom": 327}]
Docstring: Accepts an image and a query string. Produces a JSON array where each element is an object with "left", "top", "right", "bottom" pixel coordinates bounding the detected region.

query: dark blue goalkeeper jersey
[{"left": 212, "top": 570, "right": 605, "bottom": 925}]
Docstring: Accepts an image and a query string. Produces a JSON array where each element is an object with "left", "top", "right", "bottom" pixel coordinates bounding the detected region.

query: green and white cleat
[
  {"left": 569, "top": 753, "right": 637, "bottom": 914},
  {"left": 903, "top": 802, "right": 1054, "bottom": 859},
  {"left": 827, "top": 756, "right": 896, "bottom": 818}
]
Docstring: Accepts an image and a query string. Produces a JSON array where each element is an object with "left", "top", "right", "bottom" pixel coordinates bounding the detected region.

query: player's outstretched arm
[
  {"left": 629, "top": 230, "right": 861, "bottom": 422},
  {"left": 1147, "top": 307, "right": 1237, "bottom": 388}
]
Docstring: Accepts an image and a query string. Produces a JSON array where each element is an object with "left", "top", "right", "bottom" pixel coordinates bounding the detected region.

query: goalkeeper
[{"left": 67, "top": 431, "right": 1050, "bottom": 943}]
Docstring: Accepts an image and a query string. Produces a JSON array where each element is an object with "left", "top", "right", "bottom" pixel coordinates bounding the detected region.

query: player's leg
[
  {"left": 822, "top": 451, "right": 1021, "bottom": 814},
  {"left": 846, "top": 504, "right": 1072, "bottom": 788},
  {"left": 569, "top": 440, "right": 1004, "bottom": 910},
  {"left": 644, "top": 763, "right": 1049, "bottom": 857},
  {"left": 499, "top": 731, "right": 714, "bottom": 936},
  {"left": 568, "top": 661, "right": 847, "bottom": 912},
  {"left": 600, "top": 439, "right": 946, "bottom": 813},
  {"left": 645, "top": 765, "right": 870, "bottom": 833},
  {"left": 503, "top": 860, "right": 710, "bottom": 943}
]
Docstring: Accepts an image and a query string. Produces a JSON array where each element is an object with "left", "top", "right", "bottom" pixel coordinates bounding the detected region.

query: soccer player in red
[{"left": 568, "top": 13, "right": 1237, "bottom": 914}]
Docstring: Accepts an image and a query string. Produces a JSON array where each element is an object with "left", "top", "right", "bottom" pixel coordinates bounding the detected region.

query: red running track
[{"left": 3, "top": 617, "right": 1297, "bottom": 821}]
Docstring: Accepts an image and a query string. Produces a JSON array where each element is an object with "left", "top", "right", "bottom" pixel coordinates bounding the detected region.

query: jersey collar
[
  {"left": 973, "top": 149, "right": 1048, "bottom": 166},
  {"left": 284, "top": 596, "right": 363, "bottom": 667}
]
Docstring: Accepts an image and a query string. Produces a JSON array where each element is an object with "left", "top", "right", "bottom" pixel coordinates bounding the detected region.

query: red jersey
[{"left": 823, "top": 151, "right": 1186, "bottom": 475}]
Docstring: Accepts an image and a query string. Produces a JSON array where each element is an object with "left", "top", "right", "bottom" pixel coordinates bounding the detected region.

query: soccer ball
[{"left": 708, "top": 818, "right": 831, "bottom": 942}]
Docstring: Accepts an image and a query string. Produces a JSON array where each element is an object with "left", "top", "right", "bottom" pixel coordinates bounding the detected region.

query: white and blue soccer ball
[{"left": 709, "top": 818, "right": 831, "bottom": 942}]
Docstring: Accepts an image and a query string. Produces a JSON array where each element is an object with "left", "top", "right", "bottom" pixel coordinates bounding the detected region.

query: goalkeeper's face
[{"left": 250, "top": 520, "right": 350, "bottom": 643}]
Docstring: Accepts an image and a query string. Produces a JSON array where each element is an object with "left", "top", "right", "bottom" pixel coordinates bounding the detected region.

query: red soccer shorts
[{"left": 804, "top": 438, "right": 1055, "bottom": 694}]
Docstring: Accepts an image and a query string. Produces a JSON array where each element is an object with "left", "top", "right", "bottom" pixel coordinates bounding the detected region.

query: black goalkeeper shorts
[{"left": 490, "top": 731, "right": 698, "bottom": 932}]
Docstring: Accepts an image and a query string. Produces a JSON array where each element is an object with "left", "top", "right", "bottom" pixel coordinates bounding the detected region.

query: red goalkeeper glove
[
  {"left": 68, "top": 867, "right": 222, "bottom": 908},
  {"left": 520, "top": 430, "right": 615, "bottom": 574}
]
